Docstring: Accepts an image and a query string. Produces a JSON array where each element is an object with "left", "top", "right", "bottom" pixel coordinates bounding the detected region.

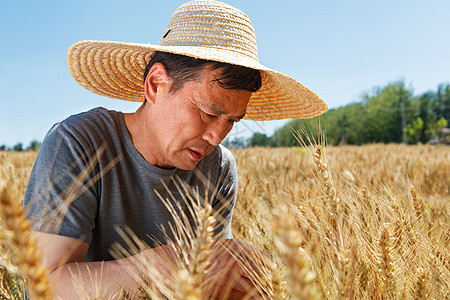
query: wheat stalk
[
  {"left": 273, "top": 204, "right": 318, "bottom": 299},
  {"left": 0, "top": 184, "right": 52, "bottom": 300}
]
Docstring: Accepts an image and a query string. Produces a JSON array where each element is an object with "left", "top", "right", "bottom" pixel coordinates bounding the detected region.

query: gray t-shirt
[{"left": 23, "top": 107, "right": 237, "bottom": 261}]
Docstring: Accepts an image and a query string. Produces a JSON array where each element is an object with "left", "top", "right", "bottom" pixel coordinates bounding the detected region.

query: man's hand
[
  {"left": 204, "top": 239, "right": 274, "bottom": 299},
  {"left": 137, "top": 240, "right": 274, "bottom": 299}
]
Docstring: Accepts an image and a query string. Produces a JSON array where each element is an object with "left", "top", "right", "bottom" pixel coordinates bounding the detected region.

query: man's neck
[{"left": 123, "top": 104, "right": 161, "bottom": 166}]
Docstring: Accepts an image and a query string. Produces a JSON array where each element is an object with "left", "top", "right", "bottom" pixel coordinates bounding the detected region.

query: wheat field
[{"left": 0, "top": 142, "right": 449, "bottom": 299}]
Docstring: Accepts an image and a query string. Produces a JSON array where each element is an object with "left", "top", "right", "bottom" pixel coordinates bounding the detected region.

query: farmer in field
[{"left": 24, "top": 0, "right": 327, "bottom": 298}]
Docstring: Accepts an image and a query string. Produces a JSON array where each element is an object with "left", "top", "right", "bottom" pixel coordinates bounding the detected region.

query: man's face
[{"left": 143, "top": 66, "right": 252, "bottom": 170}]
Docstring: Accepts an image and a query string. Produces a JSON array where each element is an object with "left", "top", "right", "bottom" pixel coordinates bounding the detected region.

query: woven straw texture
[{"left": 67, "top": 0, "right": 327, "bottom": 120}]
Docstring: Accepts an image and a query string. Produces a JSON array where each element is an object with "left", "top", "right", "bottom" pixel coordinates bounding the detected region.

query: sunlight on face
[{"left": 137, "top": 67, "right": 252, "bottom": 170}]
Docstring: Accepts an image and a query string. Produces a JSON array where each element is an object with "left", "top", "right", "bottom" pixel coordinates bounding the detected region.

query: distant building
[{"left": 437, "top": 128, "right": 450, "bottom": 144}]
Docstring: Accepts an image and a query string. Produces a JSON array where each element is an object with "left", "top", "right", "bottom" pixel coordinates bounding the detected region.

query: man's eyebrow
[{"left": 208, "top": 103, "right": 246, "bottom": 120}]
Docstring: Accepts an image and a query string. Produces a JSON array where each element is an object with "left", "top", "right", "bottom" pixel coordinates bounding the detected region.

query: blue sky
[{"left": 1, "top": 0, "right": 449, "bottom": 147}]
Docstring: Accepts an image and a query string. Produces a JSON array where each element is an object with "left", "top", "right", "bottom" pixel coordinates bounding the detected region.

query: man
[{"left": 24, "top": 0, "right": 327, "bottom": 298}]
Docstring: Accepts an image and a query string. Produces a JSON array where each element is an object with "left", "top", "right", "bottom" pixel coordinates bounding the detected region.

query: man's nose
[{"left": 202, "top": 120, "right": 231, "bottom": 146}]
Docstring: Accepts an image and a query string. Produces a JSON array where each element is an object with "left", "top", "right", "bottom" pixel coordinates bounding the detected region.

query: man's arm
[
  {"left": 33, "top": 231, "right": 177, "bottom": 299},
  {"left": 34, "top": 231, "right": 270, "bottom": 299}
]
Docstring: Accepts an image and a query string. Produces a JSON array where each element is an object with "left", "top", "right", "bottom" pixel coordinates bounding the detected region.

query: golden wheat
[
  {"left": 0, "top": 183, "right": 52, "bottom": 300},
  {"left": 0, "top": 143, "right": 449, "bottom": 299}
]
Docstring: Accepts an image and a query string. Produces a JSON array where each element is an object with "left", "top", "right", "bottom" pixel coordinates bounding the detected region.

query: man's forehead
[
  {"left": 190, "top": 68, "right": 250, "bottom": 119},
  {"left": 201, "top": 99, "right": 246, "bottom": 119}
]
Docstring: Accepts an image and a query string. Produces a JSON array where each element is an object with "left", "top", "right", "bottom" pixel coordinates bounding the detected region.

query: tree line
[
  {"left": 245, "top": 81, "right": 449, "bottom": 147},
  {"left": 0, "top": 140, "right": 41, "bottom": 152}
]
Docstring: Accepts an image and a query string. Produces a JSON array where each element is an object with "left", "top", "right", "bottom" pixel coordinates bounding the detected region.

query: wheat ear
[
  {"left": 413, "top": 267, "right": 429, "bottom": 300},
  {"left": 174, "top": 201, "right": 215, "bottom": 300},
  {"left": 411, "top": 187, "right": 425, "bottom": 220},
  {"left": 0, "top": 185, "right": 52, "bottom": 300},
  {"left": 313, "top": 146, "right": 345, "bottom": 252},
  {"left": 379, "top": 224, "right": 396, "bottom": 298},
  {"left": 273, "top": 204, "right": 317, "bottom": 299}
]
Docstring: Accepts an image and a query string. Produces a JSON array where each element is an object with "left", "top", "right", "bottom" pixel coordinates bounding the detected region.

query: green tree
[
  {"left": 268, "top": 81, "right": 448, "bottom": 146},
  {"left": 363, "top": 81, "right": 414, "bottom": 143},
  {"left": 270, "top": 124, "right": 297, "bottom": 147},
  {"left": 427, "top": 117, "right": 448, "bottom": 136},
  {"left": 415, "top": 92, "right": 434, "bottom": 143},
  {"left": 249, "top": 133, "right": 270, "bottom": 147},
  {"left": 405, "top": 117, "right": 424, "bottom": 144},
  {"left": 13, "top": 143, "right": 23, "bottom": 152},
  {"left": 435, "top": 83, "right": 450, "bottom": 121},
  {"left": 27, "top": 140, "right": 41, "bottom": 151},
  {"left": 332, "top": 103, "right": 369, "bottom": 145},
  {"left": 229, "top": 137, "right": 246, "bottom": 148}
]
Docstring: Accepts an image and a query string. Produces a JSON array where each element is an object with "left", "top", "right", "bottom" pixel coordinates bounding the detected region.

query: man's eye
[{"left": 203, "top": 111, "right": 217, "bottom": 119}]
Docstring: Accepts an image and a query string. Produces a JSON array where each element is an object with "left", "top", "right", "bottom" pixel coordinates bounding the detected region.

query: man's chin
[
  {"left": 175, "top": 156, "right": 201, "bottom": 170},
  {"left": 176, "top": 161, "right": 200, "bottom": 171}
]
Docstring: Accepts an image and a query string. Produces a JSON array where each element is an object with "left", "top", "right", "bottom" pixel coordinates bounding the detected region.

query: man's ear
[{"left": 144, "top": 62, "right": 170, "bottom": 104}]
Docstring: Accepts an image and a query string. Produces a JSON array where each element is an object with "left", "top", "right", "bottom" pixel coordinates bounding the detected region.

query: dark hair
[{"left": 143, "top": 51, "right": 262, "bottom": 95}]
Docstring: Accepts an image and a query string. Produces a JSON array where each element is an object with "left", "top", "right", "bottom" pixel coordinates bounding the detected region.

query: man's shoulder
[
  {"left": 57, "top": 107, "right": 116, "bottom": 127},
  {"left": 49, "top": 107, "right": 119, "bottom": 136},
  {"left": 41, "top": 107, "right": 125, "bottom": 153}
]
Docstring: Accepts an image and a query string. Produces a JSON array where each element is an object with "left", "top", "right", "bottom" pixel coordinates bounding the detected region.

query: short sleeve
[
  {"left": 23, "top": 121, "right": 99, "bottom": 243},
  {"left": 212, "top": 145, "right": 238, "bottom": 239}
]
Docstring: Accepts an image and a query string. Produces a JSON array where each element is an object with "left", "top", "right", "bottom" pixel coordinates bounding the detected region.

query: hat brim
[{"left": 67, "top": 40, "right": 327, "bottom": 121}]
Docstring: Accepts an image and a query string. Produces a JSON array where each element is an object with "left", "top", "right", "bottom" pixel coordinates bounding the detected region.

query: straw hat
[{"left": 67, "top": 0, "right": 327, "bottom": 121}]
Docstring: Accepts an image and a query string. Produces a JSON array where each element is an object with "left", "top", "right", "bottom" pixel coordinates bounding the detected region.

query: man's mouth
[{"left": 188, "top": 149, "right": 205, "bottom": 161}]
